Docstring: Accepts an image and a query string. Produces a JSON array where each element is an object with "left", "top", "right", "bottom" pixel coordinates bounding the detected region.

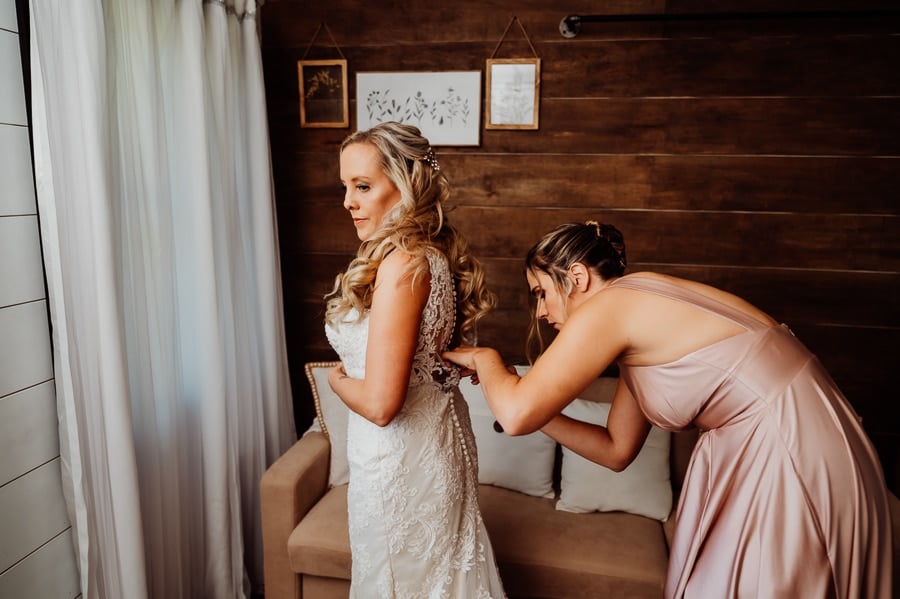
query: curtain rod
[{"left": 559, "top": 9, "right": 900, "bottom": 38}]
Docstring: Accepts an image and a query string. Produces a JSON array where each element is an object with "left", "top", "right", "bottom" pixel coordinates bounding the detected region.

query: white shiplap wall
[{"left": 0, "top": 1, "right": 80, "bottom": 597}]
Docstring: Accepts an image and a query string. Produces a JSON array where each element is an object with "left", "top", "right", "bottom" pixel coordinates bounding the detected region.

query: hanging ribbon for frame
[
  {"left": 301, "top": 21, "right": 346, "bottom": 61},
  {"left": 489, "top": 15, "right": 540, "bottom": 61},
  {"left": 298, "top": 22, "right": 349, "bottom": 128},
  {"left": 485, "top": 16, "right": 542, "bottom": 130}
]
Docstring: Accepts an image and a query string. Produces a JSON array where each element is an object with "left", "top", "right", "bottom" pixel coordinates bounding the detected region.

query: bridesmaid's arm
[
  {"left": 328, "top": 251, "right": 428, "bottom": 426},
  {"left": 539, "top": 380, "right": 651, "bottom": 472},
  {"left": 444, "top": 290, "right": 628, "bottom": 435}
]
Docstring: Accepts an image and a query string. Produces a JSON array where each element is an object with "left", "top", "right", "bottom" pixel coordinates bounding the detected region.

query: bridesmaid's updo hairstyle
[
  {"left": 524, "top": 220, "right": 627, "bottom": 359},
  {"left": 526, "top": 220, "right": 626, "bottom": 293},
  {"left": 325, "top": 121, "right": 495, "bottom": 345}
]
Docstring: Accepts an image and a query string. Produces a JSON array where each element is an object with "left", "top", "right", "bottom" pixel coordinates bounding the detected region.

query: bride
[{"left": 324, "top": 121, "right": 507, "bottom": 598}]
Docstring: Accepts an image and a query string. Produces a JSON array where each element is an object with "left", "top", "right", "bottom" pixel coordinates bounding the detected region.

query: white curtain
[{"left": 29, "top": 1, "right": 296, "bottom": 597}]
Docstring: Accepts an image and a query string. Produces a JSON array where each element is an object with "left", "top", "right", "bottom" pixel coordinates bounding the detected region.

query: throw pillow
[
  {"left": 557, "top": 399, "right": 673, "bottom": 521},
  {"left": 458, "top": 365, "right": 557, "bottom": 498},
  {"left": 304, "top": 361, "right": 349, "bottom": 487}
]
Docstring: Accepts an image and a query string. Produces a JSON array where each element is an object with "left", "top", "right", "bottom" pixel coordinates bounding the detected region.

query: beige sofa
[{"left": 261, "top": 364, "right": 900, "bottom": 599}]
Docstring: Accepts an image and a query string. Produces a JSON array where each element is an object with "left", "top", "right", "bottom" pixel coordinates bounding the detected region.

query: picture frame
[
  {"left": 356, "top": 71, "right": 482, "bottom": 146},
  {"left": 485, "top": 58, "right": 541, "bottom": 130},
  {"left": 298, "top": 59, "right": 349, "bottom": 128}
]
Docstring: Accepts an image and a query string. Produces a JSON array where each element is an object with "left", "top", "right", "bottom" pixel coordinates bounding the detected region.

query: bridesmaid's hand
[{"left": 442, "top": 345, "right": 482, "bottom": 372}]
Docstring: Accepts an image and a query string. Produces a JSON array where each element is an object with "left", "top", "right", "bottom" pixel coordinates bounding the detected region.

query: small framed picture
[
  {"left": 298, "top": 59, "right": 349, "bottom": 128},
  {"left": 485, "top": 58, "right": 541, "bottom": 130}
]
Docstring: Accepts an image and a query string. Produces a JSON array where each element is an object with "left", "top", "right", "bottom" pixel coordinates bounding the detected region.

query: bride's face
[{"left": 340, "top": 142, "right": 402, "bottom": 241}]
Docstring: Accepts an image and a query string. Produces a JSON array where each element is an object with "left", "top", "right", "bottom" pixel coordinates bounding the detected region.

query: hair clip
[{"left": 421, "top": 148, "right": 441, "bottom": 171}]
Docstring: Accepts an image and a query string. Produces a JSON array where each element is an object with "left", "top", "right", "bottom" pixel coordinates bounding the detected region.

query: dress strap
[{"left": 609, "top": 276, "right": 766, "bottom": 331}]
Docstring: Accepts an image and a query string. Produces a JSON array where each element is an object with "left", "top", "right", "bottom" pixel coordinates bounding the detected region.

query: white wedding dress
[{"left": 325, "top": 248, "right": 507, "bottom": 599}]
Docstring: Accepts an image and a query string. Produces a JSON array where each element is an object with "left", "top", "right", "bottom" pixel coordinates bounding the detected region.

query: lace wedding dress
[{"left": 325, "top": 248, "right": 506, "bottom": 599}]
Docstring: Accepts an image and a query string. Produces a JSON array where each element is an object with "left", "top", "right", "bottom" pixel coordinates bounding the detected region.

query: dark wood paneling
[
  {"left": 630, "top": 265, "right": 900, "bottom": 328},
  {"left": 285, "top": 255, "right": 900, "bottom": 328},
  {"left": 261, "top": 2, "right": 668, "bottom": 47},
  {"left": 264, "top": 34, "right": 900, "bottom": 99},
  {"left": 539, "top": 36, "right": 900, "bottom": 97},
  {"left": 448, "top": 155, "right": 900, "bottom": 213},
  {"left": 287, "top": 204, "right": 899, "bottom": 271},
  {"left": 274, "top": 152, "right": 900, "bottom": 214},
  {"left": 268, "top": 96, "right": 900, "bottom": 155},
  {"left": 263, "top": 0, "right": 900, "bottom": 490},
  {"left": 489, "top": 98, "right": 900, "bottom": 155},
  {"left": 261, "top": 1, "right": 900, "bottom": 47}
]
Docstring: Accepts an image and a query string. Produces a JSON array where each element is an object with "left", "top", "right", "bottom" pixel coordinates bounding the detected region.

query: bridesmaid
[{"left": 444, "top": 220, "right": 892, "bottom": 598}]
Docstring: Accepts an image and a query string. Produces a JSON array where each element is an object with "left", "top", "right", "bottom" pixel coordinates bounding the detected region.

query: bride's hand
[{"left": 327, "top": 362, "right": 348, "bottom": 390}]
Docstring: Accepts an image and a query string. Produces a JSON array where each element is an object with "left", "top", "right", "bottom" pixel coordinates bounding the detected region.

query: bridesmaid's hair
[
  {"left": 325, "top": 121, "right": 495, "bottom": 345},
  {"left": 524, "top": 221, "right": 627, "bottom": 359}
]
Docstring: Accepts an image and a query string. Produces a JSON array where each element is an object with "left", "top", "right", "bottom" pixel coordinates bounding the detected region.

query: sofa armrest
[{"left": 261, "top": 431, "right": 331, "bottom": 599}]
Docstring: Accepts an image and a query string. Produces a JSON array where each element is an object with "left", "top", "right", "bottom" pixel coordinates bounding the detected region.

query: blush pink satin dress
[{"left": 611, "top": 276, "right": 892, "bottom": 598}]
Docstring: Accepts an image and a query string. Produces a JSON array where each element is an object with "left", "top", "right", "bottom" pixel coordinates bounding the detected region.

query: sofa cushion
[
  {"left": 286, "top": 483, "right": 668, "bottom": 598},
  {"left": 479, "top": 484, "right": 668, "bottom": 598},
  {"left": 304, "top": 361, "right": 349, "bottom": 487},
  {"left": 302, "top": 575, "right": 350, "bottom": 598},
  {"left": 287, "top": 485, "right": 351, "bottom": 579},
  {"left": 459, "top": 366, "right": 557, "bottom": 498},
  {"left": 557, "top": 400, "right": 673, "bottom": 521}
]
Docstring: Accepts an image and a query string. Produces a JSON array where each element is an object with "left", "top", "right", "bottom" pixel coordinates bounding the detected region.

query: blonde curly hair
[{"left": 325, "top": 122, "right": 495, "bottom": 345}]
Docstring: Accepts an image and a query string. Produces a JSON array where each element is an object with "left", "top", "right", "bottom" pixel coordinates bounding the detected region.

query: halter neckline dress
[{"left": 610, "top": 275, "right": 892, "bottom": 598}]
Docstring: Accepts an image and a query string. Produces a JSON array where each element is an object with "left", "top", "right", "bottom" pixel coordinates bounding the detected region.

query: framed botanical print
[{"left": 356, "top": 71, "right": 482, "bottom": 146}]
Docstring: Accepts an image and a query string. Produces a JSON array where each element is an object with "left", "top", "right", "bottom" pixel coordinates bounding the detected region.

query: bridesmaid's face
[
  {"left": 526, "top": 269, "right": 569, "bottom": 329},
  {"left": 340, "top": 142, "right": 402, "bottom": 241}
]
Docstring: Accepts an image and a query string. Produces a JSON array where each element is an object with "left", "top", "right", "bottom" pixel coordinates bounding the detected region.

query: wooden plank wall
[{"left": 260, "top": 0, "right": 900, "bottom": 491}]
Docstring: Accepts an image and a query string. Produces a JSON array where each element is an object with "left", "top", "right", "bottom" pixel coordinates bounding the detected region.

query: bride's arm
[{"left": 328, "top": 251, "right": 428, "bottom": 426}]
